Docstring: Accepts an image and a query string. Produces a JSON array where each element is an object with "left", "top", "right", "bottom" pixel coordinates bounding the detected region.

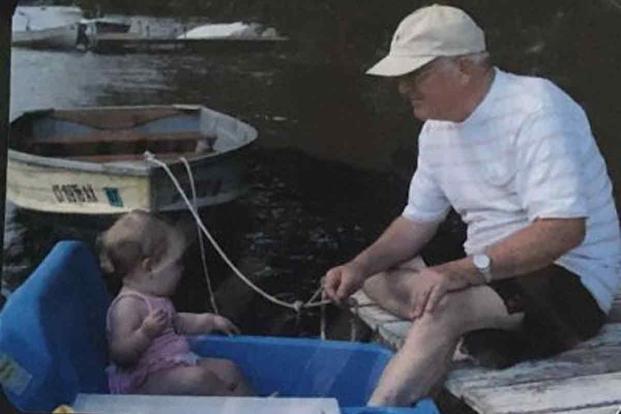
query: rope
[
  {"left": 179, "top": 157, "right": 219, "bottom": 314},
  {"left": 144, "top": 152, "right": 331, "bottom": 313},
  {"left": 320, "top": 301, "right": 327, "bottom": 340},
  {"left": 349, "top": 297, "right": 359, "bottom": 342}
]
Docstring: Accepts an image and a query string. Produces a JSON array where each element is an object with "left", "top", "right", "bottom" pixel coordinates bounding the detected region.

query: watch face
[{"left": 474, "top": 254, "right": 490, "bottom": 269}]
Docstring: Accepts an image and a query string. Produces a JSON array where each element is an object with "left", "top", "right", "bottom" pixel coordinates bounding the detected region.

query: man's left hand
[{"left": 409, "top": 267, "right": 470, "bottom": 319}]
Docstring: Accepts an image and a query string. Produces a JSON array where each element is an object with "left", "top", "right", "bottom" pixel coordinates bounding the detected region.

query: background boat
[
  {"left": 7, "top": 105, "right": 258, "bottom": 214},
  {"left": 76, "top": 18, "right": 132, "bottom": 50},
  {"left": 11, "top": 23, "right": 79, "bottom": 50},
  {"left": 11, "top": 6, "right": 131, "bottom": 51}
]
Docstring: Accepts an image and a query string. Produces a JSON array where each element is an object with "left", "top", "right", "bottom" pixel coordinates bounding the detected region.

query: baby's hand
[
  {"left": 141, "top": 309, "right": 168, "bottom": 338},
  {"left": 210, "top": 315, "right": 241, "bottom": 336}
]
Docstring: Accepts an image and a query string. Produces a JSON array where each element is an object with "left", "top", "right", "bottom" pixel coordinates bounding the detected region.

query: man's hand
[
  {"left": 409, "top": 267, "right": 470, "bottom": 319},
  {"left": 141, "top": 309, "right": 168, "bottom": 338},
  {"left": 323, "top": 262, "right": 367, "bottom": 303}
]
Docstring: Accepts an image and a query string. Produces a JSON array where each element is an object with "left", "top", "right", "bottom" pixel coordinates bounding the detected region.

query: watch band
[{"left": 473, "top": 254, "right": 493, "bottom": 284}]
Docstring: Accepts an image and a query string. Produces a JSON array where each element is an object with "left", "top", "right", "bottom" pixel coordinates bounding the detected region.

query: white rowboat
[{"left": 7, "top": 105, "right": 258, "bottom": 214}]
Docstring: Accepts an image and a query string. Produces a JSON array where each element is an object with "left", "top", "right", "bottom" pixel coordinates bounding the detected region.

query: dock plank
[
  {"left": 447, "top": 342, "right": 621, "bottom": 393},
  {"left": 560, "top": 404, "right": 621, "bottom": 414},
  {"left": 609, "top": 292, "right": 621, "bottom": 323},
  {"left": 377, "top": 321, "right": 411, "bottom": 349},
  {"left": 458, "top": 372, "right": 621, "bottom": 414}
]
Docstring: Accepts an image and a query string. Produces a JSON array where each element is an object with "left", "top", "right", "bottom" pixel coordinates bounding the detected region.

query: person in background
[
  {"left": 99, "top": 210, "right": 254, "bottom": 396},
  {"left": 324, "top": 4, "right": 621, "bottom": 406}
]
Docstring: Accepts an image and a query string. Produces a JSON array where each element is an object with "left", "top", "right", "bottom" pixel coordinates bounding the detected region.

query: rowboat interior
[{"left": 10, "top": 106, "right": 225, "bottom": 165}]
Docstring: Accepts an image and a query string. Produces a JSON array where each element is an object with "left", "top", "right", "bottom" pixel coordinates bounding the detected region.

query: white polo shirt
[{"left": 403, "top": 68, "right": 621, "bottom": 313}]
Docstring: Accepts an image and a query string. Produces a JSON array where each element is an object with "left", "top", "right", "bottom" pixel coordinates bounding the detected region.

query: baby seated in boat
[{"left": 98, "top": 210, "right": 254, "bottom": 396}]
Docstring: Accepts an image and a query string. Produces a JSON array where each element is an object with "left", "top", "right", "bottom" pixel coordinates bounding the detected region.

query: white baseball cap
[{"left": 366, "top": 4, "right": 486, "bottom": 77}]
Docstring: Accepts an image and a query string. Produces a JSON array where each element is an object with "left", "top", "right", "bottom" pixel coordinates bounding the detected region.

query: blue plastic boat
[{"left": 0, "top": 241, "right": 440, "bottom": 414}]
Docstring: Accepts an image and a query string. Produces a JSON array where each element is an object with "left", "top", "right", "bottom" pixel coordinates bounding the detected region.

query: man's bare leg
[
  {"left": 362, "top": 261, "right": 523, "bottom": 406},
  {"left": 362, "top": 255, "right": 427, "bottom": 319}
]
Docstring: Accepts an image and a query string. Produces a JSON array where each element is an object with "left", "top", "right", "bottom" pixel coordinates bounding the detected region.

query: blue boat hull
[{"left": 0, "top": 241, "right": 439, "bottom": 414}]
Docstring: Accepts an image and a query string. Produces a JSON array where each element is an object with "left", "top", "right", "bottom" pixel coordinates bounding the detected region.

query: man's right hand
[{"left": 323, "top": 262, "right": 368, "bottom": 303}]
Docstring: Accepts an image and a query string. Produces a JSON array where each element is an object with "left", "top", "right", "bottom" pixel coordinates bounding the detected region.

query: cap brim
[{"left": 366, "top": 54, "right": 436, "bottom": 77}]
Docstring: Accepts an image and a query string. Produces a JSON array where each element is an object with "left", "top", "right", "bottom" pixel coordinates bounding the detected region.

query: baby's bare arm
[
  {"left": 174, "top": 313, "right": 213, "bottom": 335},
  {"left": 175, "top": 313, "right": 240, "bottom": 335},
  {"left": 108, "top": 297, "right": 154, "bottom": 366}
]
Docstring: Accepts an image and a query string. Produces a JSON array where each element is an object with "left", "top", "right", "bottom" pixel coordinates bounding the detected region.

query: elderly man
[{"left": 324, "top": 4, "right": 621, "bottom": 407}]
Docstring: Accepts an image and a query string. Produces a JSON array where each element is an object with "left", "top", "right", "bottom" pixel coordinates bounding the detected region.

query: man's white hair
[
  {"left": 459, "top": 52, "right": 491, "bottom": 67},
  {"left": 433, "top": 52, "right": 491, "bottom": 75}
]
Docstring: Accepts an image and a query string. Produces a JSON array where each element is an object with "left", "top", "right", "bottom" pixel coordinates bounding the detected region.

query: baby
[{"left": 98, "top": 210, "right": 254, "bottom": 396}]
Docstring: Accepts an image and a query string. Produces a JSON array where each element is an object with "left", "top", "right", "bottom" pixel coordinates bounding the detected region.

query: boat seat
[
  {"left": 0, "top": 241, "right": 110, "bottom": 412},
  {"left": 25, "top": 131, "right": 215, "bottom": 157},
  {"left": 67, "top": 151, "right": 212, "bottom": 163},
  {"left": 51, "top": 107, "right": 184, "bottom": 130},
  {"left": 28, "top": 130, "right": 211, "bottom": 145}
]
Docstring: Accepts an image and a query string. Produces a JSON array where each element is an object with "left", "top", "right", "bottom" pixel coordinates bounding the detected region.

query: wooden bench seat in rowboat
[
  {"left": 24, "top": 131, "right": 217, "bottom": 157},
  {"left": 350, "top": 263, "right": 621, "bottom": 414},
  {"left": 67, "top": 152, "right": 204, "bottom": 163}
]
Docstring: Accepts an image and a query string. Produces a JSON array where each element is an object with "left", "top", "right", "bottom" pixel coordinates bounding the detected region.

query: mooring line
[{"left": 145, "top": 151, "right": 331, "bottom": 314}]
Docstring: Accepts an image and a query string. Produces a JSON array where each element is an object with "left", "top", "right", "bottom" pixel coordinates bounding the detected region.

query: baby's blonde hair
[{"left": 98, "top": 210, "right": 180, "bottom": 278}]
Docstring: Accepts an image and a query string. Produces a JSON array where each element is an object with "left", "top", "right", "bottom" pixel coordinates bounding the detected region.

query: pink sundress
[{"left": 106, "top": 289, "right": 199, "bottom": 393}]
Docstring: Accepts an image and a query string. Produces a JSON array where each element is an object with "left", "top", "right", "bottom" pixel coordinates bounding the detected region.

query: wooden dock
[
  {"left": 351, "top": 284, "right": 621, "bottom": 414},
  {"left": 88, "top": 33, "right": 290, "bottom": 54}
]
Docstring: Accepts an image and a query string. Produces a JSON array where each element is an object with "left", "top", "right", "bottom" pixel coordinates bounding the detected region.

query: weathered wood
[
  {"left": 558, "top": 404, "right": 621, "bottom": 414},
  {"left": 459, "top": 372, "right": 621, "bottom": 414},
  {"left": 27, "top": 132, "right": 211, "bottom": 158},
  {"left": 377, "top": 321, "right": 411, "bottom": 349},
  {"left": 351, "top": 291, "right": 409, "bottom": 349},
  {"left": 68, "top": 151, "right": 211, "bottom": 163},
  {"left": 52, "top": 107, "right": 183, "bottom": 129},
  {"left": 608, "top": 291, "right": 621, "bottom": 323},
  {"left": 28, "top": 130, "right": 208, "bottom": 145},
  {"left": 447, "top": 342, "right": 621, "bottom": 392},
  {"left": 351, "top": 290, "right": 376, "bottom": 307},
  {"left": 0, "top": 0, "right": 17, "bottom": 285}
]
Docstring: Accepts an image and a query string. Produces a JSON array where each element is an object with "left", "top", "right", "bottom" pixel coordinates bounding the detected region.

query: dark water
[
  {"left": 4, "top": 4, "right": 621, "bottom": 339},
  {"left": 4, "top": 11, "right": 414, "bottom": 337}
]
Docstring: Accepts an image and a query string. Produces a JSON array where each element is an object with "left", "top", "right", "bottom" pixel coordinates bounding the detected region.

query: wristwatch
[{"left": 472, "top": 253, "right": 493, "bottom": 284}]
